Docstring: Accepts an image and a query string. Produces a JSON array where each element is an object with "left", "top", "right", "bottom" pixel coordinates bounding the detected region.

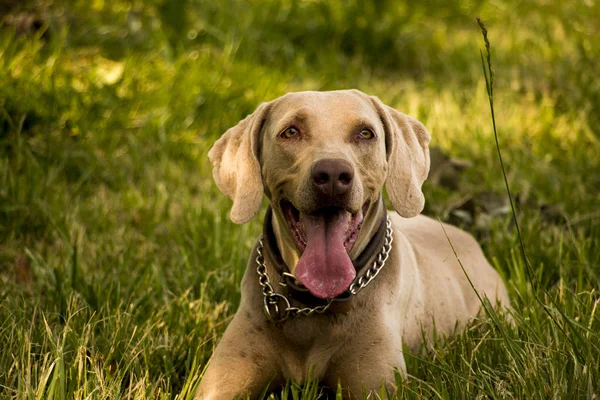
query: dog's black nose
[{"left": 311, "top": 159, "right": 354, "bottom": 197}]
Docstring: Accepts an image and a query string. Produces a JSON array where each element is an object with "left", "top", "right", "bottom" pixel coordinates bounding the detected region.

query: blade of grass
[{"left": 476, "top": 17, "right": 585, "bottom": 363}]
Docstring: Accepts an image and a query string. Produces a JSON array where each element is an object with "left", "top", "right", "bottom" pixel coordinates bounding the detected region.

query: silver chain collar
[{"left": 255, "top": 215, "right": 394, "bottom": 323}]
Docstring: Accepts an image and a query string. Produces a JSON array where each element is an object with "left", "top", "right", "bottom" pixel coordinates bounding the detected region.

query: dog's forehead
[{"left": 269, "top": 90, "right": 379, "bottom": 125}]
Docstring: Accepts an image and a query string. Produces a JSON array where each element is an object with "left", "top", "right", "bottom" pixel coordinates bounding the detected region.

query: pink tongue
[{"left": 295, "top": 210, "right": 356, "bottom": 299}]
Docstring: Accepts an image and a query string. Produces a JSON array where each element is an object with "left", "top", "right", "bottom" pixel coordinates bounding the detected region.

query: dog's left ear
[
  {"left": 370, "top": 97, "right": 431, "bottom": 218},
  {"left": 208, "top": 103, "right": 271, "bottom": 224}
]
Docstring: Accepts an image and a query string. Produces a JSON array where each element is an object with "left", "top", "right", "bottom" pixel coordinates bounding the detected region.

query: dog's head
[{"left": 209, "top": 90, "right": 430, "bottom": 299}]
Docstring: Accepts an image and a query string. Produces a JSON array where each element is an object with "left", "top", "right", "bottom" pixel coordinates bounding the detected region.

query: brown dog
[{"left": 196, "top": 90, "right": 509, "bottom": 399}]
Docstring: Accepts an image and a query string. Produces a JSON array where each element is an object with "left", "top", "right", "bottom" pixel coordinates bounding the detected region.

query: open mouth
[
  {"left": 279, "top": 199, "right": 368, "bottom": 299},
  {"left": 281, "top": 200, "right": 367, "bottom": 253}
]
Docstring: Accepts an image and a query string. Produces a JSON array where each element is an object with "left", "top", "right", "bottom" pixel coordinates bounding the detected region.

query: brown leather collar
[{"left": 262, "top": 201, "right": 388, "bottom": 314}]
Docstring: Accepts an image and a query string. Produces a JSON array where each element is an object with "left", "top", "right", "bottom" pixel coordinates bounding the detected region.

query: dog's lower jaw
[
  {"left": 271, "top": 210, "right": 302, "bottom": 274},
  {"left": 347, "top": 196, "right": 387, "bottom": 260}
]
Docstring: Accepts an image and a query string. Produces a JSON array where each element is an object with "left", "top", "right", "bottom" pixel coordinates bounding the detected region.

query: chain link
[{"left": 256, "top": 215, "right": 393, "bottom": 323}]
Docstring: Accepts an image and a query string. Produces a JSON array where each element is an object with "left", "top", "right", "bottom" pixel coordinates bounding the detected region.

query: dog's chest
[{"left": 276, "top": 317, "right": 351, "bottom": 381}]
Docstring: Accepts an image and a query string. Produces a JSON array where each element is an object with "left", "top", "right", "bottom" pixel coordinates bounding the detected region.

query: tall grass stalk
[{"left": 476, "top": 18, "right": 585, "bottom": 363}]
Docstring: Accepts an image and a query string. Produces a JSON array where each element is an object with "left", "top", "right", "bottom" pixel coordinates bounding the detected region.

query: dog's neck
[{"left": 269, "top": 197, "right": 387, "bottom": 275}]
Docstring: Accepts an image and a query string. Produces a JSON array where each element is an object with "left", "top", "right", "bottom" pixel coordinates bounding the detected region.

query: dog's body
[{"left": 197, "top": 90, "right": 509, "bottom": 399}]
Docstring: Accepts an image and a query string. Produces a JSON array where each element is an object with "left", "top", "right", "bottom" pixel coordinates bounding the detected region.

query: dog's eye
[
  {"left": 358, "top": 128, "right": 375, "bottom": 140},
  {"left": 280, "top": 127, "right": 300, "bottom": 139}
]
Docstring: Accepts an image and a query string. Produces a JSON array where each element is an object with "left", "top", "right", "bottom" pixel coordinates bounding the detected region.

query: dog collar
[{"left": 258, "top": 203, "right": 393, "bottom": 322}]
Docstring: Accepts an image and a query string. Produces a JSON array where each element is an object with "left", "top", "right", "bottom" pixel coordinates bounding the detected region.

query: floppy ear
[
  {"left": 208, "top": 103, "right": 271, "bottom": 224},
  {"left": 371, "top": 97, "right": 431, "bottom": 217}
]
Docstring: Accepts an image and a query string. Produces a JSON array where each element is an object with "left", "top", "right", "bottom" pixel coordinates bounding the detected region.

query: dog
[{"left": 196, "top": 90, "right": 509, "bottom": 399}]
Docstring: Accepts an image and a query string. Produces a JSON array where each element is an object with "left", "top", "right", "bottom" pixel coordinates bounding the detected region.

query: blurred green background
[{"left": 1, "top": 0, "right": 599, "bottom": 398}]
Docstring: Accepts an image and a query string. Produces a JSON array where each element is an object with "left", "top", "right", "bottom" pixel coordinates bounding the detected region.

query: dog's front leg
[
  {"left": 195, "top": 312, "right": 281, "bottom": 400},
  {"left": 325, "top": 332, "right": 406, "bottom": 398}
]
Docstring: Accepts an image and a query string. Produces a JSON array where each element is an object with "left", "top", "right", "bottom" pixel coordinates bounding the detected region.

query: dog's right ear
[{"left": 208, "top": 103, "right": 271, "bottom": 224}]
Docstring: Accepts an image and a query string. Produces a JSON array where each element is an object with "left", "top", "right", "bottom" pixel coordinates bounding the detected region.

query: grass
[{"left": 1, "top": 0, "right": 599, "bottom": 398}]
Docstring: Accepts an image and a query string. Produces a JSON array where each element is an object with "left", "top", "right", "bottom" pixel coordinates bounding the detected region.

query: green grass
[{"left": 1, "top": 0, "right": 599, "bottom": 398}]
